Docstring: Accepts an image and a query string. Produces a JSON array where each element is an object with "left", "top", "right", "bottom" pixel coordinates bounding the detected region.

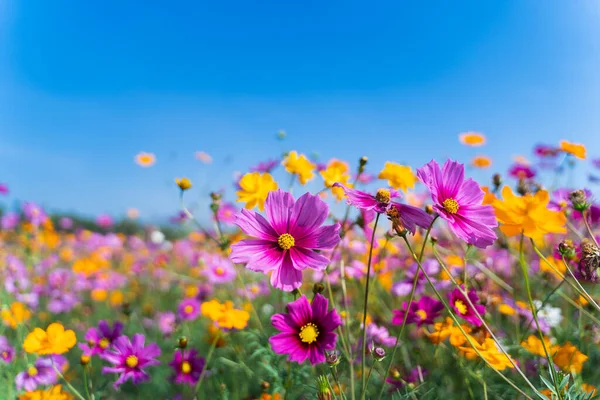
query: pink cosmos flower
[
  {"left": 215, "top": 202, "right": 237, "bottom": 224},
  {"left": 178, "top": 298, "right": 201, "bottom": 321},
  {"left": 0, "top": 183, "right": 8, "bottom": 195},
  {"left": 269, "top": 294, "right": 342, "bottom": 365},
  {"left": 96, "top": 214, "right": 113, "bottom": 229},
  {"left": 417, "top": 159, "right": 497, "bottom": 248},
  {"left": 202, "top": 254, "right": 236, "bottom": 284},
  {"left": 508, "top": 164, "right": 536, "bottom": 179},
  {"left": 101, "top": 334, "right": 161, "bottom": 389},
  {"left": 230, "top": 190, "right": 340, "bottom": 291},
  {"left": 392, "top": 295, "right": 443, "bottom": 327},
  {"left": 448, "top": 287, "right": 485, "bottom": 327},
  {"left": 169, "top": 349, "right": 205, "bottom": 386},
  {"left": 0, "top": 335, "right": 15, "bottom": 363}
]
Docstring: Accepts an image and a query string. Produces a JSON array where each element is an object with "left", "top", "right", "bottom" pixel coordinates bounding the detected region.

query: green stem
[
  {"left": 83, "top": 366, "right": 93, "bottom": 400},
  {"left": 51, "top": 362, "right": 86, "bottom": 400},
  {"left": 582, "top": 209, "right": 599, "bottom": 247},
  {"left": 194, "top": 332, "right": 220, "bottom": 397}
]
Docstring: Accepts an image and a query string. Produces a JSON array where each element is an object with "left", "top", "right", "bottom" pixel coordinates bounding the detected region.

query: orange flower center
[
  {"left": 184, "top": 305, "right": 194, "bottom": 314},
  {"left": 126, "top": 355, "right": 139, "bottom": 368},
  {"left": 299, "top": 323, "right": 319, "bottom": 344},
  {"left": 442, "top": 198, "right": 460, "bottom": 214},
  {"left": 277, "top": 233, "right": 295, "bottom": 250},
  {"left": 28, "top": 367, "right": 38, "bottom": 376},
  {"left": 99, "top": 338, "right": 110, "bottom": 349},
  {"left": 454, "top": 300, "right": 468, "bottom": 315},
  {"left": 416, "top": 310, "right": 427, "bottom": 320},
  {"left": 181, "top": 361, "right": 192, "bottom": 374},
  {"left": 215, "top": 267, "right": 225, "bottom": 276},
  {"left": 375, "top": 189, "right": 391, "bottom": 204}
]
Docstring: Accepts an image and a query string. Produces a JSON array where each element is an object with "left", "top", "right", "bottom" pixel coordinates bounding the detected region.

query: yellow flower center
[
  {"left": 442, "top": 198, "right": 460, "bottom": 214},
  {"left": 215, "top": 267, "right": 225, "bottom": 276},
  {"left": 181, "top": 361, "right": 192, "bottom": 374},
  {"left": 184, "top": 305, "right": 194, "bottom": 314},
  {"left": 375, "top": 189, "right": 391, "bottom": 204},
  {"left": 416, "top": 310, "right": 427, "bottom": 320},
  {"left": 454, "top": 300, "right": 468, "bottom": 315},
  {"left": 28, "top": 367, "right": 38, "bottom": 376},
  {"left": 99, "top": 338, "right": 110, "bottom": 349},
  {"left": 299, "top": 323, "right": 319, "bottom": 344},
  {"left": 126, "top": 355, "right": 139, "bottom": 368},
  {"left": 277, "top": 233, "right": 295, "bottom": 250},
  {"left": 1, "top": 351, "right": 7, "bottom": 359}
]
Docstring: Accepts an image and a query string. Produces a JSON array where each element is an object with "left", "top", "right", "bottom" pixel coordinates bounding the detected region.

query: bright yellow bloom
[
  {"left": 236, "top": 172, "right": 278, "bottom": 211},
  {"left": 459, "top": 338, "right": 515, "bottom": 371},
  {"left": 498, "top": 303, "right": 516, "bottom": 316},
  {"left": 481, "top": 186, "right": 496, "bottom": 205},
  {"left": 553, "top": 341, "right": 588, "bottom": 373},
  {"left": 378, "top": 162, "right": 417, "bottom": 191},
  {"left": 91, "top": 288, "right": 108, "bottom": 302},
  {"left": 2, "top": 302, "right": 31, "bottom": 328},
  {"left": 135, "top": 152, "right": 156, "bottom": 167},
  {"left": 493, "top": 186, "right": 567, "bottom": 242},
  {"left": 23, "top": 323, "right": 77, "bottom": 355},
  {"left": 19, "top": 385, "right": 73, "bottom": 400},
  {"left": 427, "top": 317, "right": 472, "bottom": 346},
  {"left": 282, "top": 151, "right": 315, "bottom": 185},
  {"left": 72, "top": 257, "right": 101, "bottom": 276},
  {"left": 539, "top": 255, "right": 566, "bottom": 280},
  {"left": 201, "top": 299, "right": 250, "bottom": 330},
  {"left": 521, "top": 335, "right": 554, "bottom": 358},
  {"left": 175, "top": 177, "right": 192, "bottom": 191},
  {"left": 560, "top": 140, "right": 586, "bottom": 159},
  {"left": 320, "top": 159, "right": 352, "bottom": 201},
  {"left": 459, "top": 132, "right": 486, "bottom": 146},
  {"left": 471, "top": 155, "right": 492, "bottom": 168}
]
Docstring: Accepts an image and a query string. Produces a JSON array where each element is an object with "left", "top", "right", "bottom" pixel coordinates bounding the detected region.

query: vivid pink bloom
[
  {"left": 202, "top": 254, "right": 236, "bottom": 284},
  {"left": 230, "top": 190, "right": 340, "bottom": 291},
  {"left": 96, "top": 214, "right": 114, "bottom": 229},
  {"left": 215, "top": 202, "right": 237, "bottom": 224},
  {"left": 101, "top": 334, "right": 161, "bottom": 389},
  {"left": 448, "top": 287, "right": 485, "bottom": 327},
  {"left": 169, "top": 349, "right": 205, "bottom": 386},
  {"left": 0, "top": 183, "right": 8, "bottom": 195},
  {"left": 508, "top": 164, "right": 536, "bottom": 179},
  {"left": 417, "top": 159, "right": 497, "bottom": 248},
  {"left": 269, "top": 294, "right": 341, "bottom": 365},
  {"left": 392, "top": 295, "right": 443, "bottom": 327},
  {"left": 178, "top": 298, "right": 201, "bottom": 321}
]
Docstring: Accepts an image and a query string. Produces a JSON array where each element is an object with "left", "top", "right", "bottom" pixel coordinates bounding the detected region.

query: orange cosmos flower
[
  {"left": 553, "top": 342, "right": 588, "bottom": 373},
  {"left": 135, "top": 152, "right": 156, "bottom": 167},
  {"left": 471, "top": 155, "right": 491, "bottom": 168},
  {"left": 23, "top": 322, "right": 77, "bottom": 355},
  {"left": 2, "top": 302, "right": 31, "bottom": 329},
  {"left": 560, "top": 140, "right": 586, "bottom": 159},
  {"left": 521, "top": 335, "right": 555, "bottom": 358},
  {"left": 459, "top": 132, "right": 486, "bottom": 146}
]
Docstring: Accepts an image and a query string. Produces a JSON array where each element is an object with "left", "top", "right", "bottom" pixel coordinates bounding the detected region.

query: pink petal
[
  {"left": 440, "top": 159, "right": 465, "bottom": 200},
  {"left": 230, "top": 239, "right": 282, "bottom": 272},
  {"left": 289, "top": 192, "right": 329, "bottom": 239},
  {"left": 271, "top": 313, "right": 298, "bottom": 333},
  {"left": 270, "top": 254, "right": 303, "bottom": 291},
  {"left": 289, "top": 247, "right": 330, "bottom": 271},
  {"left": 286, "top": 295, "right": 312, "bottom": 326},
  {"left": 455, "top": 178, "right": 484, "bottom": 206},
  {"left": 235, "top": 209, "right": 278, "bottom": 240},
  {"left": 295, "top": 224, "right": 340, "bottom": 249},
  {"left": 265, "top": 190, "right": 295, "bottom": 235},
  {"left": 310, "top": 293, "right": 329, "bottom": 320}
]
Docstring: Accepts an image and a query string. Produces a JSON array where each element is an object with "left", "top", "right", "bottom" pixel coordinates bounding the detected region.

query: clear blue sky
[{"left": 1, "top": 0, "right": 599, "bottom": 220}]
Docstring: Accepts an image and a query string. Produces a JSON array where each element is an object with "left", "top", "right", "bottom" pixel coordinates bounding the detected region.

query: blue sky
[{"left": 1, "top": 0, "right": 599, "bottom": 220}]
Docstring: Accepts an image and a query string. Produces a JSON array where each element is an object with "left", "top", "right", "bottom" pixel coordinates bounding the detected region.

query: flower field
[{"left": 2, "top": 134, "right": 600, "bottom": 399}]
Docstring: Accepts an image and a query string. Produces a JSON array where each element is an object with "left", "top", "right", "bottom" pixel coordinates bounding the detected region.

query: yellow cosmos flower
[
  {"left": 201, "top": 299, "right": 250, "bottom": 330},
  {"left": 553, "top": 341, "right": 588, "bottom": 373},
  {"left": 471, "top": 155, "right": 492, "bottom": 168},
  {"left": 236, "top": 172, "right": 278, "bottom": 211},
  {"left": 493, "top": 186, "right": 567, "bottom": 242},
  {"left": 282, "top": 151, "right": 315, "bottom": 185},
  {"left": 521, "top": 335, "right": 554, "bottom": 357},
  {"left": 175, "top": 177, "right": 192, "bottom": 191},
  {"left": 459, "top": 132, "right": 486, "bottom": 146},
  {"left": 2, "top": 302, "right": 31, "bottom": 329},
  {"left": 427, "top": 317, "right": 472, "bottom": 346},
  {"left": 378, "top": 162, "right": 417, "bottom": 191},
  {"left": 19, "top": 384, "right": 73, "bottom": 400},
  {"left": 560, "top": 140, "right": 586, "bottom": 159},
  {"left": 320, "top": 159, "right": 352, "bottom": 201},
  {"left": 539, "top": 255, "right": 566, "bottom": 279},
  {"left": 481, "top": 186, "right": 496, "bottom": 205},
  {"left": 23, "top": 322, "right": 77, "bottom": 355},
  {"left": 459, "top": 338, "right": 515, "bottom": 371},
  {"left": 135, "top": 152, "right": 156, "bottom": 167}
]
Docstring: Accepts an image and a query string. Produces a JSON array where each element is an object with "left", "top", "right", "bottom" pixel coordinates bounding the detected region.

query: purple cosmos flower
[
  {"left": 250, "top": 159, "right": 280, "bottom": 173},
  {"left": 448, "top": 287, "right": 485, "bottom": 327},
  {"left": 215, "top": 202, "right": 237, "bottom": 224},
  {"left": 230, "top": 189, "right": 341, "bottom": 291},
  {"left": 59, "top": 217, "right": 73, "bottom": 230},
  {"left": 269, "top": 294, "right": 342, "bottom": 365},
  {"left": 592, "top": 159, "right": 600, "bottom": 169},
  {"left": 96, "top": 214, "right": 113, "bottom": 229},
  {"left": 1, "top": 212, "right": 19, "bottom": 230},
  {"left": 157, "top": 312, "right": 177, "bottom": 336},
  {"left": 79, "top": 321, "right": 124, "bottom": 356},
  {"left": 417, "top": 159, "right": 498, "bottom": 248},
  {"left": 22, "top": 202, "right": 47, "bottom": 227},
  {"left": 0, "top": 336, "right": 15, "bottom": 363},
  {"left": 391, "top": 259, "right": 442, "bottom": 297},
  {"left": 15, "top": 356, "right": 66, "bottom": 391},
  {"left": 169, "top": 349, "right": 205, "bottom": 386},
  {"left": 202, "top": 255, "right": 236, "bottom": 284},
  {"left": 101, "top": 334, "right": 161, "bottom": 389},
  {"left": 508, "top": 164, "right": 536, "bottom": 179},
  {"left": 392, "top": 295, "right": 444, "bottom": 327},
  {"left": 178, "top": 298, "right": 201, "bottom": 321}
]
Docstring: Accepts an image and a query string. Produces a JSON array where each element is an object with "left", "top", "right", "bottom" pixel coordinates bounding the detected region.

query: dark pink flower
[
  {"left": 508, "top": 164, "right": 536, "bottom": 179},
  {"left": 169, "top": 349, "right": 205, "bottom": 386},
  {"left": 0, "top": 183, "right": 8, "bottom": 195},
  {"left": 230, "top": 190, "right": 340, "bottom": 291},
  {"left": 79, "top": 320, "right": 124, "bottom": 356},
  {"left": 269, "top": 294, "right": 342, "bottom": 365},
  {"left": 417, "top": 159, "right": 497, "bottom": 248},
  {"left": 533, "top": 144, "right": 559, "bottom": 158},
  {"left": 101, "top": 334, "right": 161, "bottom": 389},
  {"left": 392, "top": 295, "right": 443, "bottom": 327},
  {"left": 0, "top": 335, "right": 14, "bottom": 363},
  {"left": 178, "top": 298, "right": 201, "bottom": 321},
  {"left": 448, "top": 287, "right": 485, "bottom": 327}
]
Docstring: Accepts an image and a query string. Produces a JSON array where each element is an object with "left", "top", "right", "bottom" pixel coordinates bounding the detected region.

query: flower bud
[
  {"left": 80, "top": 354, "right": 91, "bottom": 366},
  {"left": 517, "top": 179, "right": 529, "bottom": 196},
  {"left": 313, "top": 283, "right": 325, "bottom": 295},
  {"left": 373, "top": 347, "right": 386, "bottom": 361},
  {"left": 175, "top": 177, "right": 192, "bottom": 191},
  {"left": 569, "top": 190, "right": 589, "bottom": 212},
  {"left": 358, "top": 156, "right": 368, "bottom": 174},
  {"left": 557, "top": 240, "right": 576, "bottom": 259},
  {"left": 317, "top": 376, "right": 332, "bottom": 400},
  {"left": 425, "top": 205, "right": 434, "bottom": 215},
  {"left": 492, "top": 173, "right": 502, "bottom": 190},
  {"left": 261, "top": 381, "right": 270, "bottom": 390},
  {"left": 579, "top": 239, "right": 600, "bottom": 283},
  {"left": 178, "top": 337, "right": 188, "bottom": 349},
  {"left": 326, "top": 350, "right": 340, "bottom": 366}
]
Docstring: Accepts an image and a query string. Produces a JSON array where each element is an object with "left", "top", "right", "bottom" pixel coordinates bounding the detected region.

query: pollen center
[
  {"left": 28, "top": 367, "right": 38, "bottom": 376},
  {"left": 416, "top": 310, "right": 427, "bottom": 320},
  {"left": 442, "top": 198, "right": 460, "bottom": 214},
  {"left": 126, "top": 355, "right": 139, "bottom": 368},
  {"left": 299, "top": 323, "right": 319, "bottom": 344},
  {"left": 454, "top": 300, "right": 468, "bottom": 315},
  {"left": 99, "top": 338, "right": 110, "bottom": 349},
  {"left": 181, "top": 361, "right": 192, "bottom": 374},
  {"left": 184, "top": 305, "right": 194, "bottom": 314},
  {"left": 375, "top": 189, "right": 391, "bottom": 204},
  {"left": 215, "top": 267, "right": 225, "bottom": 276},
  {"left": 277, "top": 233, "right": 295, "bottom": 250}
]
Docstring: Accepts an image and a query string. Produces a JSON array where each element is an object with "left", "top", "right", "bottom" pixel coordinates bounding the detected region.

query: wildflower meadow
[{"left": 1, "top": 134, "right": 600, "bottom": 399}]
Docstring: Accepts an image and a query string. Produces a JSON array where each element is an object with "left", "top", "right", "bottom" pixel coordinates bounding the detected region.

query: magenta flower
[
  {"left": 250, "top": 159, "right": 280, "bottom": 173},
  {"left": 1, "top": 212, "right": 19, "bottom": 230},
  {"left": 508, "top": 164, "right": 536, "bottom": 179},
  {"left": 157, "top": 312, "right": 176, "bottom": 336},
  {"left": 59, "top": 217, "right": 73, "bottom": 230},
  {"left": 15, "top": 356, "right": 66, "bottom": 391},
  {"left": 269, "top": 294, "right": 342, "bottom": 365},
  {"left": 203, "top": 254, "right": 236, "bottom": 284},
  {"left": 79, "top": 320, "right": 124, "bottom": 356},
  {"left": 448, "top": 287, "right": 485, "bottom": 327},
  {"left": 534, "top": 144, "right": 559, "bottom": 158},
  {"left": 215, "top": 202, "right": 237, "bottom": 224},
  {"left": 230, "top": 190, "right": 340, "bottom": 291},
  {"left": 592, "top": 158, "right": 600, "bottom": 169},
  {"left": 22, "top": 202, "right": 47, "bottom": 227},
  {"left": 417, "top": 159, "right": 497, "bottom": 248},
  {"left": 96, "top": 214, "right": 113, "bottom": 228},
  {"left": 168, "top": 349, "right": 205, "bottom": 386},
  {"left": 392, "top": 295, "right": 444, "bottom": 327},
  {"left": 0, "top": 183, "right": 8, "bottom": 195},
  {"left": 178, "top": 298, "right": 201, "bottom": 321},
  {"left": 101, "top": 334, "right": 161, "bottom": 389},
  {"left": 0, "top": 335, "right": 15, "bottom": 363}
]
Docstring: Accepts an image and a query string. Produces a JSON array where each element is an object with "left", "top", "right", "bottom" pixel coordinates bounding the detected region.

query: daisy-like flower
[
  {"left": 459, "top": 132, "right": 486, "bottom": 146},
  {"left": 448, "top": 287, "right": 485, "bottom": 327},
  {"left": 378, "top": 162, "right": 418, "bottom": 192},
  {"left": 282, "top": 151, "right": 316, "bottom": 185},
  {"left": 15, "top": 356, "right": 66, "bottom": 391},
  {"left": 0, "top": 335, "right": 15, "bottom": 363},
  {"left": 135, "top": 152, "right": 156, "bottom": 167},
  {"left": 79, "top": 321, "right": 124, "bottom": 356},
  {"left": 508, "top": 164, "right": 536, "bottom": 179},
  {"left": 18, "top": 384, "right": 72, "bottom": 400},
  {"left": 392, "top": 295, "right": 444, "bottom": 327},
  {"left": 96, "top": 214, "right": 113, "bottom": 229},
  {"left": 471, "top": 155, "right": 492, "bottom": 169},
  {"left": 417, "top": 159, "right": 497, "bottom": 248},
  {"left": 22, "top": 202, "right": 47, "bottom": 227},
  {"left": 230, "top": 189, "right": 340, "bottom": 291},
  {"left": 23, "top": 323, "right": 76, "bottom": 355},
  {"left": 1, "top": 212, "right": 19, "bottom": 230},
  {"left": 178, "top": 298, "right": 201, "bottom": 321},
  {"left": 215, "top": 202, "right": 237, "bottom": 224},
  {"left": 101, "top": 334, "right": 161, "bottom": 389},
  {"left": 169, "top": 349, "right": 205, "bottom": 386},
  {"left": 269, "top": 294, "right": 342, "bottom": 365},
  {"left": 320, "top": 159, "right": 353, "bottom": 201},
  {"left": 560, "top": 140, "right": 586, "bottom": 159},
  {"left": 236, "top": 172, "right": 278, "bottom": 211},
  {"left": 2, "top": 301, "right": 32, "bottom": 329},
  {"left": 203, "top": 254, "right": 236, "bottom": 284}
]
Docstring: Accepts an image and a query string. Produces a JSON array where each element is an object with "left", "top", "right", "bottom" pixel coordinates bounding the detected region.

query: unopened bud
[
  {"left": 80, "top": 354, "right": 91, "bottom": 366},
  {"left": 569, "top": 190, "right": 589, "bottom": 212},
  {"left": 517, "top": 179, "right": 529, "bottom": 196},
  {"left": 390, "top": 367, "right": 401, "bottom": 379},
  {"left": 373, "top": 347, "right": 386, "bottom": 361},
  {"left": 492, "top": 174, "right": 502, "bottom": 190},
  {"left": 358, "top": 156, "right": 368, "bottom": 173},
  {"left": 261, "top": 381, "right": 270, "bottom": 390},
  {"left": 175, "top": 177, "right": 192, "bottom": 191},
  {"left": 326, "top": 350, "right": 340, "bottom": 366},
  {"left": 178, "top": 337, "right": 188, "bottom": 349},
  {"left": 317, "top": 376, "right": 332, "bottom": 400},
  {"left": 558, "top": 240, "right": 576, "bottom": 259},
  {"left": 313, "top": 283, "right": 325, "bottom": 295},
  {"left": 579, "top": 239, "right": 600, "bottom": 283},
  {"left": 425, "top": 205, "right": 434, "bottom": 215}
]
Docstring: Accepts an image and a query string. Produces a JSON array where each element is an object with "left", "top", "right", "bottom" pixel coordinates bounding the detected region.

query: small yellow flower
[
  {"left": 236, "top": 172, "right": 278, "bottom": 211},
  {"left": 459, "top": 132, "right": 486, "bottom": 146},
  {"left": 378, "top": 162, "right": 417, "bottom": 191},
  {"left": 553, "top": 341, "right": 588, "bottom": 373},
  {"left": 135, "top": 152, "right": 156, "bottom": 167},
  {"left": 19, "top": 384, "right": 73, "bottom": 400},
  {"left": 427, "top": 317, "right": 472, "bottom": 346},
  {"left": 23, "top": 322, "right": 77, "bottom": 355},
  {"left": 459, "top": 338, "right": 515, "bottom": 371},
  {"left": 521, "top": 335, "right": 554, "bottom": 358},
  {"left": 471, "top": 155, "right": 492, "bottom": 168},
  {"left": 282, "top": 151, "right": 315, "bottom": 185},
  {"left": 2, "top": 302, "right": 31, "bottom": 329},
  {"left": 560, "top": 140, "right": 586, "bottom": 159},
  {"left": 201, "top": 299, "right": 249, "bottom": 330},
  {"left": 175, "top": 177, "right": 192, "bottom": 191},
  {"left": 320, "top": 159, "right": 352, "bottom": 201}
]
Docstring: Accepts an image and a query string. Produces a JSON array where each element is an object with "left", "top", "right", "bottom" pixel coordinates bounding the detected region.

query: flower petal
[
  {"left": 296, "top": 224, "right": 341, "bottom": 249},
  {"left": 289, "top": 247, "right": 330, "bottom": 271},
  {"left": 270, "top": 254, "right": 302, "bottom": 291},
  {"left": 234, "top": 209, "right": 278, "bottom": 240},
  {"left": 289, "top": 192, "right": 329, "bottom": 240},
  {"left": 264, "top": 189, "right": 295, "bottom": 235},
  {"left": 230, "top": 239, "right": 282, "bottom": 272}
]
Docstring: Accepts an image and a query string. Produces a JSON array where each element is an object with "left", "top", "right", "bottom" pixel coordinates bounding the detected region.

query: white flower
[
  {"left": 534, "top": 300, "right": 563, "bottom": 328},
  {"left": 150, "top": 230, "right": 165, "bottom": 244}
]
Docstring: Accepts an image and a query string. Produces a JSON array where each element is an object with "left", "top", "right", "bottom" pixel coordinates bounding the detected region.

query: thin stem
[
  {"left": 360, "top": 213, "right": 380, "bottom": 396},
  {"left": 363, "top": 362, "right": 376, "bottom": 398},
  {"left": 332, "top": 366, "right": 348, "bottom": 400},
  {"left": 180, "top": 195, "right": 221, "bottom": 246},
  {"left": 582, "top": 209, "right": 599, "bottom": 247},
  {"left": 519, "top": 280, "right": 565, "bottom": 342},
  {"left": 234, "top": 266, "right": 265, "bottom": 333},
  {"left": 194, "top": 331, "right": 221, "bottom": 397},
  {"left": 83, "top": 366, "right": 93, "bottom": 400},
  {"left": 51, "top": 362, "right": 86, "bottom": 400}
]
